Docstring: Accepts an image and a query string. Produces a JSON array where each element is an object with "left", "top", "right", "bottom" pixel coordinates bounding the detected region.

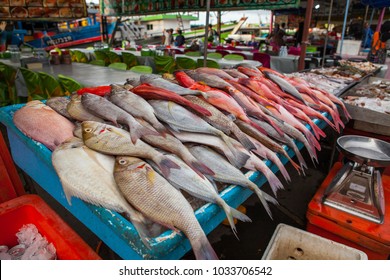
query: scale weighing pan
[{"left": 337, "top": 135, "right": 390, "bottom": 168}]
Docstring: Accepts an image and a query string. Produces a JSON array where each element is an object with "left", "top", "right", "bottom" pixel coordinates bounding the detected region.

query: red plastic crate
[{"left": 0, "top": 195, "right": 101, "bottom": 260}]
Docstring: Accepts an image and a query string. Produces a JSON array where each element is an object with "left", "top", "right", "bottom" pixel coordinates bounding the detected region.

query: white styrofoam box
[
  {"left": 261, "top": 223, "right": 368, "bottom": 260},
  {"left": 337, "top": 40, "right": 362, "bottom": 56}
]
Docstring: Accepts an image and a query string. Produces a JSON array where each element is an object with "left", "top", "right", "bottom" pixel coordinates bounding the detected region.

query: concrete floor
[{"left": 2, "top": 123, "right": 337, "bottom": 260}]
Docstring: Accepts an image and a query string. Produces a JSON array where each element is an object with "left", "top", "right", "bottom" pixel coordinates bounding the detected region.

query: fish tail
[
  {"left": 219, "top": 199, "right": 251, "bottom": 240},
  {"left": 304, "top": 129, "right": 321, "bottom": 152},
  {"left": 232, "top": 126, "right": 256, "bottom": 151},
  {"left": 249, "top": 182, "right": 276, "bottom": 219},
  {"left": 274, "top": 159, "right": 291, "bottom": 183},
  {"left": 220, "top": 133, "right": 250, "bottom": 168},
  {"left": 191, "top": 235, "right": 219, "bottom": 260},
  {"left": 189, "top": 160, "right": 215, "bottom": 177},
  {"left": 291, "top": 143, "right": 308, "bottom": 173},
  {"left": 128, "top": 120, "right": 158, "bottom": 144},
  {"left": 156, "top": 155, "right": 181, "bottom": 178},
  {"left": 127, "top": 217, "right": 152, "bottom": 249},
  {"left": 309, "top": 120, "right": 326, "bottom": 140},
  {"left": 301, "top": 137, "right": 319, "bottom": 166},
  {"left": 255, "top": 162, "right": 284, "bottom": 196},
  {"left": 282, "top": 150, "right": 303, "bottom": 175}
]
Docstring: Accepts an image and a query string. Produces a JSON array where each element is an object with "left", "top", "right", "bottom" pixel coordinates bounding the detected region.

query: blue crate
[{"left": 0, "top": 103, "right": 328, "bottom": 259}]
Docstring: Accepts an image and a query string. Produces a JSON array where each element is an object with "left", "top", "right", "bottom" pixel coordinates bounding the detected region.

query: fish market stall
[
  {"left": 341, "top": 77, "right": 390, "bottom": 136},
  {"left": 0, "top": 65, "right": 347, "bottom": 259}
]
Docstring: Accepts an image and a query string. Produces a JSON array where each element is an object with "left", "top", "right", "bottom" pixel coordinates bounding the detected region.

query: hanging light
[{"left": 315, "top": 4, "right": 320, "bottom": 10}]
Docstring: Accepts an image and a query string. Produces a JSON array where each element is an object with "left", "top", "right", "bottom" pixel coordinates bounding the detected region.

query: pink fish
[{"left": 13, "top": 101, "right": 75, "bottom": 151}]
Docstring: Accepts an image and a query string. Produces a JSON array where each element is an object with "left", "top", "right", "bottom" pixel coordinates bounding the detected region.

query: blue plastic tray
[{"left": 0, "top": 103, "right": 328, "bottom": 259}]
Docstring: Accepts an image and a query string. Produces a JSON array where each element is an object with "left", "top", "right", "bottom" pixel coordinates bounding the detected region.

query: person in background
[
  {"left": 266, "top": 23, "right": 286, "bottom": 52},
  {"left": 294, "top": 21, "right": 304, "bottom": 47},
  {"left": 368, "top": 21, "right": 390, "bottom": 64},
  {"left": 208, "top": 24, "right": 219, "bottom": 45},
  {"left": 163, "top": 28, "right": 173, "bottom": 46},
  {"left": 174, "top": 29, "right": 185, "bottom": 47},
  {"left": 361, "top": 22, "right": 373, "bottom": 49}
]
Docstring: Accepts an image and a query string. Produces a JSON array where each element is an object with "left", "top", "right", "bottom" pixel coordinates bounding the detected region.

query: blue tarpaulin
[{"left": 361, "top": 0, "right": 390, "bottom": 8}]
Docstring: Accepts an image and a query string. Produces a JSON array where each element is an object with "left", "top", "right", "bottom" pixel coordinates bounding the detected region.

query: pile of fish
[
  {"left": 343, "top": 79, "right": 390, "bottom": 114},
  {"left": 12, "top": 65, "right": 350, "bottom": 260}
]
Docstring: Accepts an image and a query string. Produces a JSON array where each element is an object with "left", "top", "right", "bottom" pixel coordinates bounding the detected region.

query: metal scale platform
[{"left": 322, "top": 135, "right": 390, "bottom": 224}]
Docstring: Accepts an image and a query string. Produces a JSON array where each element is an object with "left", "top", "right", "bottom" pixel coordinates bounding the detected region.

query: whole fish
[
  {"left": 249, "top": 117, "right": 307, "bottom": 172},
  {"left": 175, "top": 71, "right": 210, "bottom": 91},
  {"left": 149, "top": 100, "right": 249, "bottom": 166},
  {"left": 67, "top": 94, "right": 104, "bottom": 122},
  {"left": 148, "top": 153, "right": 251, "bottom": 239},
  {"left": 262, "top": 70, "right": 308, "bottom": 106},
  {"left": 194, "top": 67, "right": 236, "bottom": 80},
  {"left": 183, "top": 95, "right": 256, "bottom": 151},
  {"left": 132, "top": 84, "right": 211, "bottom": 117},
  {"left": 223, "top": 69, "right": 249, "bottom": 79},
  {"left": 188, "top": 145, "right": 278, "bottom": 218},
  {"left": 185, "top": 71, "right": 232, "bottom": 90},
  {"left": 52, "top": 137, "right": 157, "bottom": 247},
  {"left": 236, "top": 66, "right": 263, "bottom": 78},
  {"left": 46, "top": 96, "right": 74, "bottom": 121},
  {"left": 108, "top": 84, "right": 166, "bottom": 133},
  {"left": 81, "top": 121, "right": 180, "bottom": 177},
  {"left": 81, "top": 93, "right": 158, "bottom": 144},
  {"left": 113, "top": 156, "right": 219, "bottom": 260},
  {"left": 235, "top": 119, "right": 302, "bottom": 173},
  {"left": 13, "top": 100, "right": 75, "bottom": 151},
  {"left": 135, "top": 118, "right": 214, "bottom": 178},
  {"left": 170, "top": 130, "right": 250, "bottom": 169},
  {"left": 140, "top": 75, "right": 204, "bottom": 96}
]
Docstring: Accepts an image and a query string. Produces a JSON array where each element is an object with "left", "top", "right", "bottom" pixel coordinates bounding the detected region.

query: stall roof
[{"left": 100, "top": 0, "right": 301, "bottom": 16}]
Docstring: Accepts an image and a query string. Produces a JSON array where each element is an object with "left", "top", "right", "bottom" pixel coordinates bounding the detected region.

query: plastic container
[
  {"left": 0, "top": 195, "right": 101, "bottom": 260},
  {"left": 262, "top": 223, "right": 368, "bottom": 260}
]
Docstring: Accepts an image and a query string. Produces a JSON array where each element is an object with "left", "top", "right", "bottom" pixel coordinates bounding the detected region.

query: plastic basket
[{"left": 262, "top": 223, "right": 368, "bottom": 260}]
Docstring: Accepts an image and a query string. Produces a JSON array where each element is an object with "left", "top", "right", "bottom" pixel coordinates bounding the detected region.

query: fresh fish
[
  {"left": 13, "top": 100, "right": 75, "bottom": 151},
  {"left": 175, "top": 71, "right": 209, "bottom": 90},
  {"left": 108, "top": 84, "right": 166, "bottom": 133},
  {"left": 195, "top": 67, "right": 236, "bottom": 80},
  {"left": 188, "top": 145, "right": 278, "bottom": 218},
  {"left": 81, "top": 93, "right": 157, "bottom": 144},
  {"left": 73, "top": 122, "right": 83, "bottom": 139},
  {"left": 238, "top": 78, "right": 283, "bottom": 105},
  {"left": 149, "top": 153, "right": 251, "bottom": 239},
  {"left": 262, "top": 70, "right": 308, "bottom": 105},
  {"left": 67, "top": 94, "right": 104, "bottom": 122},
  {"left": 244, "top": 134, "right": 291, "bottom": 183},
  {"left": 132, "top": 84, "right": 211, "bottom": 117},
  {"left": 185, "top": 71, "right": 232, "bottom": 90},
  {"left": 113, "top": 156, "right": 219, "bottom": 260},
  {"left": 170, "top": 130, "right": 250, "bottom": 169},
  {"left": 223, "top": 69, "right": 249, "bottom": 79},
  {"left": 249, "top": 117, "right": 307, "bottom": 172},
  {"left": 315, "top": 87, "right": 351, "bottom": 120},
  {"left": 235, "top": 63, "right": 263, "bottom": 73},
  {"left": 149, "top": 100, "right": 249, "bottom": 166},
  {"left": 236, "top": 66, "right": 263, "bottom": 78},
  {"left": 140, "top": 75, "right": 204, "bottom": 96},
  {"left": 52, "top": 137, "right": 156, "bottom": 247},
  {"left": 136, "top": 118, "right": 214, "bottom": 178},
  {"left": 235, "top": 119, "right": 302, "bottom": 173},
  {"left": 183, "top": 95, "right": 256, "bottom": 151},
  {"left": 81, "top": 121, "right": 180, "bottom": 177},
  {"left": 46, "top": 96, "right": 74, "bottom": 121}
]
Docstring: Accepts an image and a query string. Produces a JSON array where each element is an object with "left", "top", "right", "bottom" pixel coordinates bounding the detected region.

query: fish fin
[
  {"left": 188, "top": 160, "right": 215, "bottom": 178},
  {"left": 262, "top": 168, "right": 284, "bottom": 196},
  {"left": 207, "top": 177, "right": 219, "bottom": 193},
  {"left": 191, "top": 236, "right": 219, "bottom": 260},
  {"left": 145, "top": 166, "right": 156, "bottom": 185},
  {"left": 156, "top": 155, "right": 181, "bottom": 178},
  {"left": 62, "top": 185, "right": 73, "bottom": 206},
  {"left": 251, "top": 186, "right": 274, "bottom": 219},
  {"left": 129, "top": 121, "right": 160, "bottom": 144},
  {"left": 219, "top": 199, "right": 251, "bottom": 240},
  {"left": 220, "top": 133, "right": 250, "bottom": 169},
  {"left": 291, "top": 144, "right": 308, "bottom": 173}
]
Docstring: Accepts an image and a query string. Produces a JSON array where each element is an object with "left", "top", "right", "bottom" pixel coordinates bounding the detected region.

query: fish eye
[
  {"left": 118, "top": 159, "right": 127, "bottom": 165},
  {"left": 84, "top": 128, "right": 92, "bottom": 133}
]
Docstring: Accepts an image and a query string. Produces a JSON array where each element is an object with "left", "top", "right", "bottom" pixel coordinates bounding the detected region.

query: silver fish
[
  {"left": 188, "top": 145, "right": 278, "bottom": 218},
  {"left": 148, "top": 153, "right": 251, "bottom": 238},
  {"left": 140, "top": 75, "right": 204, "bottom": 96},
  {"left": 113, "top": 156, "right": 219, "bottom": 260},
  {"left": 66, "top": 94, "right": 104, "bottom": 122},
  {"left": 223, "top": 69, "right": 249, "bottom": 79},
  {"left": 194, "top": 67, "right": 236, "bottom": 80},
  {"left": 81, "top": 93, "right": 158, "bottom": 144},
  {"left": 81, "top": 121, "right": 180, "bottom": 177},
  {"left": 46, "top": 96, "right": 74, "bottom": 121},
  {"left": 52, "top": 137, "right": 156, "bottom": 247},
  {"left": 108, "top": 84, "right": 166, "bottom": 133}
]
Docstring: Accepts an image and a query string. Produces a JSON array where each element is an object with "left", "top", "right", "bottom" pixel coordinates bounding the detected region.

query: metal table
[{"left": 270, "top": 55, "right": 300, "bottom": 74}]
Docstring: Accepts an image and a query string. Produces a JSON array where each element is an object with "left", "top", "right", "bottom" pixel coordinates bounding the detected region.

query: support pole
[
  {"left": 321, "top": 0, "right": 334, "bottom": 67},
  {"left": 339, "top": 0, "right": 351, "bottom": 56},
  {"left": 203, "top": 0, "right": 211, "bottom": 67},
  {"left": 298, "top": 0, "right": 314, "bottom": 71},
  {"left": 376, "top": 8, "right": 386, "bottom": 32},
  {"left": 217, "top": 10, "right": 222, "bottom": 44}
]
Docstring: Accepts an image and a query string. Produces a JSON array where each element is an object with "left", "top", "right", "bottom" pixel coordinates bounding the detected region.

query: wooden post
[{"left": 298, "top": 0, "right": 314, "bottom": 71}]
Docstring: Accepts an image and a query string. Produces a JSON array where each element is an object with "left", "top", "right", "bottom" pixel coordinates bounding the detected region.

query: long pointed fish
[
  {"left": 140, "top": 75, "right": 204, "bottom": 96},
  {"left": 67, "top": 94, "right": 104, "bottom": 122}
]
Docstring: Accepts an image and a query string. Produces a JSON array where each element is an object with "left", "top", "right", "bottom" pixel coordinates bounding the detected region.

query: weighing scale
[{"left": 322, "top": 135, "right": 390, "bottom": 224}]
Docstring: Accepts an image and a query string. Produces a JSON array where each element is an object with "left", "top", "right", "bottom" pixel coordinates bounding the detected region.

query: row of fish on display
[{"left": 12, "top": 65, "right": 351, "bottom": 260}]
